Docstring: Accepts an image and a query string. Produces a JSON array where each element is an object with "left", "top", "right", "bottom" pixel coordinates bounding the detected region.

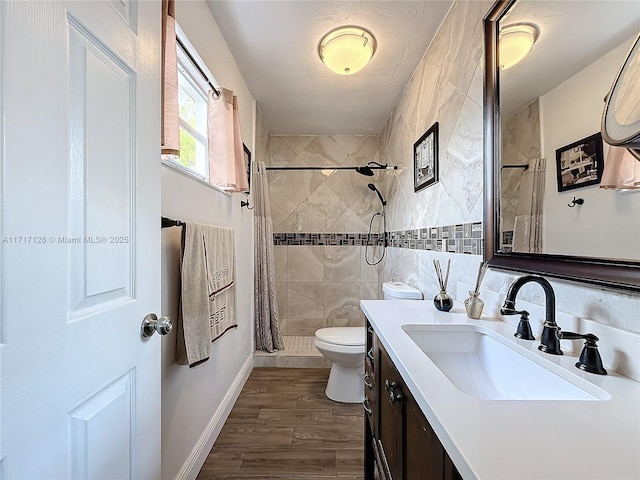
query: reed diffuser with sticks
[
  {"left": 464, "top": 262, "right": 488, "bottom": 319},
  {"left": 432, "top": 259, "right": 453, "bottom": 312}
]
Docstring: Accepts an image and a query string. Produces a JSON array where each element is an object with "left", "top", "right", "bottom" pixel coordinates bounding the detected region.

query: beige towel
[
  {"left": 204, "top": 224, "right": 235, "bottom": 295},
  {"left": 209, "top": 286, "right": 237, "bottom": 342},
  {"left": 177, "top": 222, "right": 237, "bottom": 367},
  {"left": 203, "top": 225, "right": 237, "bottom": 341}
]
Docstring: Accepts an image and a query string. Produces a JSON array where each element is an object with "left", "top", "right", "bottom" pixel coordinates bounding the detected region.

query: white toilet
[{"left": 314, "top": 281, "right": 422, "bottom": 403}]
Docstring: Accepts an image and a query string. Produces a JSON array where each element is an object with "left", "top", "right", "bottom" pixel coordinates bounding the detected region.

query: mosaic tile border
[
  {"left": 273, "top": 232, "right": 384, "bottom": 246},
  {"left": 387, "top": 222, "right": 483, "bottom": 255},
  {"left": 272, "top": 222, "right": 482, "bottom": 254}
]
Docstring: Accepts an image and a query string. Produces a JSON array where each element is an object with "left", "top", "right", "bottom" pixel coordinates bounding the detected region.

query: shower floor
[{"left": 254, "top": 335, "right": 330, "bottom": 368}]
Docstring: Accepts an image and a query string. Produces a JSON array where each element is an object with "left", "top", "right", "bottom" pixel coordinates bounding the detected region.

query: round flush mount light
[
  {"left": 318, "top": 25, "right": 377, "bottom": 75},
  {"left": 499, "top": 23, "right": 539, "bottom": 70}
]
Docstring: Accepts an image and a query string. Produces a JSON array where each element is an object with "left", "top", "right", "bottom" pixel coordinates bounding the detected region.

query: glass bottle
[
  {"left": 433, "top": 290, "right": 453, "bottom": 312},
  {"left": 464, "top": 291, "right": 484, "bottom": 319}
]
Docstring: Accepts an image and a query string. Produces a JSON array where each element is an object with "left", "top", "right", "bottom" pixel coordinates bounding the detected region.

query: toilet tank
[{"left": 382, "top": 281, "right": 423, "bottom": 300}]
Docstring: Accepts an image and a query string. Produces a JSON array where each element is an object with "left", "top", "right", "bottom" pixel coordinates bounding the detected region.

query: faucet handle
[
  {"left": 499, "top": 299, "right": 518, "bottom": 316},
  {"left": 500, "top": 306, "right": 536, "bottom": 341},
  {"left": 559, "top": 332, "right": 607, "bottom": 375},
  {"left": 513, "top": 311, "right": 535, "bottom": 340},
  {"left": 500, "top": 306, "right": 526, "bottom": 317},
  {"left": 559, "top": 331, "right": 596, "bottom": 342}
]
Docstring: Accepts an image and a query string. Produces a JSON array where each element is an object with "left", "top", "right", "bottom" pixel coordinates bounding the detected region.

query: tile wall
[
  {"left": 376, "top": 0, "right": 489, "bottom": 301},
  {"left": 500, "top": 99, "right": 541, "bottom": 250},
  {"left": 267, "top": 135, "right": 385, "bottom": 335}
]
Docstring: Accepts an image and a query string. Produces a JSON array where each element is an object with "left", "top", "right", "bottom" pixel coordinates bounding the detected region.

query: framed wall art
[
  {"left": 555, "top": 132, "right": 604, "bottom": 192},
  {"left": 243, "top": 143, "right": 251, "bottom": 193},
  {"left": 414, "top": 122, "right": 439, "bottom": 192}
]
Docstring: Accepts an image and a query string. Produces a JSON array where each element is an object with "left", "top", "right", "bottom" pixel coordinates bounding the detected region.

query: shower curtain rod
[{"left": 265, "top": 165, "right": 398, "bottom": 171}]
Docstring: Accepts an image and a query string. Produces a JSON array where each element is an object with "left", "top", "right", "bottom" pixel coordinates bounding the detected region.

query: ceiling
[
  {"left": 206, "top": 1, "right": 453, "bottom": 135},
  {"left": 207, "top": 1, "right": 639, "bottom": 136}
]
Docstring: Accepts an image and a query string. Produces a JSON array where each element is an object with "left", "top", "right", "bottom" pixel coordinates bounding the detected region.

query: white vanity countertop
[{"left": 361, "top": 299, "right": 640, "bottom": 480}]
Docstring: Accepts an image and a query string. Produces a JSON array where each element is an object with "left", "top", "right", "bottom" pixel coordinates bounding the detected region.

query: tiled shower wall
[
  {"left": 267, "top": 135, "right": 384, "bottom": 336},
  {"left": 500, "top": 99, "right": 542, "bottom": 249}
]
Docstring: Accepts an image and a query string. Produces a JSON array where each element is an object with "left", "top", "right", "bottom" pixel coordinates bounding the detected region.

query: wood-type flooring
[{"left": 197, "top": 368, "right": 364, "bottom": 479}]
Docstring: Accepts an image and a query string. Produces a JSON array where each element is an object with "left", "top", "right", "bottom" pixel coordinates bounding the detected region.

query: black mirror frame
[{"left": 483, "top": 0, "right": 640, "bottom": 293}]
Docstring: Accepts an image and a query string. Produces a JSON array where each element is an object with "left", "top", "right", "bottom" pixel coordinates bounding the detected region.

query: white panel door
[{"left": 0, "top": 1, "right": 161, "bottom": 478}]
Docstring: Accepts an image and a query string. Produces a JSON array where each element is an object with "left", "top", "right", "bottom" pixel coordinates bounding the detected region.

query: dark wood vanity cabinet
[
  {"left": 364, "top": 325, "right": 380, "bottom": 479},
  {"left": 365, "top": 321, "right": 463, "bottom": 480}
]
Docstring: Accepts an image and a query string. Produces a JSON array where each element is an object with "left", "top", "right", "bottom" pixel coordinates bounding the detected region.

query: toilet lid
[{"left": 315, "top": 327, "right": 365, "bottom": 346}]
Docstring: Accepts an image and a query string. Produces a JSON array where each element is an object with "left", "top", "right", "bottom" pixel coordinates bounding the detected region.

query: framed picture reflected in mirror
[
  {"left": 555, "top": 132, "right": 604, "bottom": 192},
  {"left": 243, "top": 143, "right": 251, "bottom": 193}
]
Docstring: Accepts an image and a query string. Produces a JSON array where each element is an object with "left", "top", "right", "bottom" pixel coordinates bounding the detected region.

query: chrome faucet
[{"left": 500, "top": 275, "right": 562, "bottom": 355}]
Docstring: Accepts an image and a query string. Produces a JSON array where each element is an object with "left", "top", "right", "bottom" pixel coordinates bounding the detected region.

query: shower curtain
[
  {"left": 254, "top": 161, "right": 284, "bottom": 352},
  {"left": 513, "top": 158, "right": 545, "bottom": 253}
]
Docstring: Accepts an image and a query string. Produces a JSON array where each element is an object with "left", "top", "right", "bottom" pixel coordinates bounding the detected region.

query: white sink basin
[{"left": 402, "top": 325, "right": 610, "bottom": 401}]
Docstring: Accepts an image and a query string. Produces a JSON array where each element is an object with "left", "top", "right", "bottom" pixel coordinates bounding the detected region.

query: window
[
  {"left": 175, "top": 39, "right": 209, "bottom": 179},
  {"left": 163, "top": 24, "right": 220, "bottom": 183},
  {"left": 177, "top": 63, "right": 208, "bottom": 177}
]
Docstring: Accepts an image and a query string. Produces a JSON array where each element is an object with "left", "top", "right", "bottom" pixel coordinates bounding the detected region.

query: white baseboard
[{"left": 175, "top": 355, "right": 253, "bottom": 480}]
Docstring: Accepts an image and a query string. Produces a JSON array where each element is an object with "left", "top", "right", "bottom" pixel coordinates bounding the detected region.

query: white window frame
[
  {"left": 176, "top": 62, "right": 208, "bottom": 177},
  {"left": 162, "top": 23, "right": 229, "bottom": 195}
]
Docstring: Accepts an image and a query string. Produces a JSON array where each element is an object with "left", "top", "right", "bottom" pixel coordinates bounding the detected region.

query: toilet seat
[
  {"left": 315, "top": 338, "right": 365, "bottom": 355},
  {"left": 315, "top": 327, "right": 365, "bottom": 346}
]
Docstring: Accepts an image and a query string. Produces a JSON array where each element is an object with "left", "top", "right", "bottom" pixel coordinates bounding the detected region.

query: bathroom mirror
[{"left": 484, "top": 0, "right": 640, "bottom": 292}]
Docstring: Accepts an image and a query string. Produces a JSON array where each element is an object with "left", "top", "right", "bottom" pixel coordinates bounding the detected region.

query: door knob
[{"left": 141, "top": 313, "right": 173, "bottom": 337}]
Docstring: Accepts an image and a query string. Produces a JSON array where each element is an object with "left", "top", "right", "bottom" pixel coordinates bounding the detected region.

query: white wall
[
  {"left": 161, "top": 1, "right": 256, "bottom": 478},
  {"left": 541, "top": 37, "right": 640, "bottom": 258}
]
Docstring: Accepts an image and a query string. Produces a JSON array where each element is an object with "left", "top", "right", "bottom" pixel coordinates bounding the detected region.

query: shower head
[
  {"left": 368, "top": 183, "right": 386, "bottom": 206},
  {"left": 356, "top": 166, "right": 375, "bottom": 176},
  {"left": 355, "top": 162, "right": 399, "bottom": 176},
  {"left": 367, "top": 161, "right": 386, "bottom": 168}
]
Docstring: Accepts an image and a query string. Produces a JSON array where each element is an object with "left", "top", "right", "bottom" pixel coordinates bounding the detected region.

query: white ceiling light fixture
[
  {"left": 500, "top": 23, "right": 540, "bottom": 70},
  {"left": 318, "top": 25, "right": 377, "bottom": 75}
]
